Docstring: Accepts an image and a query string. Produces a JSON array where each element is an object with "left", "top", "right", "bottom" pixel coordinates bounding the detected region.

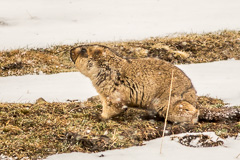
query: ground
[
  {"left": 0, "top": 30, "right": 240, "bottom": 159},
  {"left": 0, "top": 96, "right": 239, "bottom": 159}
]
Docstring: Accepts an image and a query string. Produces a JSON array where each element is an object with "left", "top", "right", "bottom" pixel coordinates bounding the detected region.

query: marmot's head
[
  {"left": 70, "top": 45, "right": 113, "bottom": 77},
  {"left": 70, "top": 45, "right": 105, "bottom": 64}
]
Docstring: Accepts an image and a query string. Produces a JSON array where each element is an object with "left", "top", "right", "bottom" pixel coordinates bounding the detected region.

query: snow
[
  {"left": 0, "top": 72, "right": 98, "bottom": 103},
  {"left": 177, "top": 59, "right": 240, "bottom": 106},
  {"left": 45, "top": 132, "right": 240, "bottom": 160},
  {"left": 1, "top": 0, "right": 240, "bottom": 50},
  {"left": 1, "top": 60, "right": 240, "bottom": 106},
  {"left": 1, "top": 0, "right": 240, "bottom": 159}
]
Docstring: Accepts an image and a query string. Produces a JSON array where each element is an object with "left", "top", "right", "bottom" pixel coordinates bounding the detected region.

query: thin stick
[
  {"left": 160, "top": 70, "right": 174, "bottom": 154},
  {"left": 236, "top": 153, "right": 240, "bottom": 158},
  {"left": 26, "top": 10, "right": 34, "bottom": 19}
]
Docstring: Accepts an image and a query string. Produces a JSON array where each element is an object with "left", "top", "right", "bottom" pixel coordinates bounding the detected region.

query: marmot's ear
[{"left": 88, "top": 48, "right": 103, "bottom": 59}]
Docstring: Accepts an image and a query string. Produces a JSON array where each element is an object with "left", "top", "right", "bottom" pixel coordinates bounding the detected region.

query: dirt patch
[
  {"left": 0, "top": 96, "right": 239, "bottom": 159},
  {"left": 1, "top": 30, "right": 240, "bottom": 77}
]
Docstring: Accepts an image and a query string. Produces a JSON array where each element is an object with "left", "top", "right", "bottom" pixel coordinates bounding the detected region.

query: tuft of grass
[
  {"left": 215, "top": 129, "right": 229, "bottom": 137},
  {"left": 197, "top": 96, "right": 225, "bottom": 107}
]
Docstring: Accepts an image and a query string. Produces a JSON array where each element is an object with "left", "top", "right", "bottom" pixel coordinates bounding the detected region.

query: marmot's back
[{"left": 120, "top": 58, "right": 196, "bottom": 109}]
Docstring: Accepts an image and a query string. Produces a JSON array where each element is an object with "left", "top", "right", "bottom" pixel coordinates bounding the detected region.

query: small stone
[{"left": 99, "top": 154, "right": 104, "bottom": 157}]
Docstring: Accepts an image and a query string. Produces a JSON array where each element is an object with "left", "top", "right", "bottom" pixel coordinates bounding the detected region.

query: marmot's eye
[{"left": 81, "top": 48, "right": 87, "bottom": 54}]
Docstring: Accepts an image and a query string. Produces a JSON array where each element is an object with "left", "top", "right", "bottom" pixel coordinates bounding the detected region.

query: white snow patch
[
  {"left": 177, "top": 59, "right": 240, "bottom": 106},
  {"left": 0, "top": 0, "right": 240, "bottom": 50},
  {"left": 0, "top": 72, "right": 98, "bottom": 103},
  {"left": 45, "top": 132, "right": 240, "bottom": 160},
  {"left": 1, "top": 60, "right": 239, "bottom": 105}
]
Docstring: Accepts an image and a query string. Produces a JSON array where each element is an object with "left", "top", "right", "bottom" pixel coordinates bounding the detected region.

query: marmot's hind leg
[
  {"left": 182, "top": 87, "right": 198, "bottom": 107},
  {"left": 153, "top": 99, "right": 198, "bottom": 124},
  {"left": 168, "top": 101, "right": 199, "bottom": 124}
]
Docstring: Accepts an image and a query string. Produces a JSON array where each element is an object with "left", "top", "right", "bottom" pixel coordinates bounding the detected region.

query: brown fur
[{"left": 70, "top": 45, "right": 199, "bottom": 123}]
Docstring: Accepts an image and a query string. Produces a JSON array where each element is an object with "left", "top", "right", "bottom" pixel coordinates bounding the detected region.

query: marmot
[{"left": 70, "top": 45, "right": 199, "bottom": 123}]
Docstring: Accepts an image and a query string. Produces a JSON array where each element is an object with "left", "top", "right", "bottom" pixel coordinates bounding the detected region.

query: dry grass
[
  {"left": 0, "top": 96, "right": 239, "bottom": 159},
  {"left": 0, "top": 46, "right": 77, "bottom": 77},
  {"left": 1, "top": 30, "right": 240, "bottom": 77},
  {"left": 0, "top": 98, "right": 163, "bottom": 159}
]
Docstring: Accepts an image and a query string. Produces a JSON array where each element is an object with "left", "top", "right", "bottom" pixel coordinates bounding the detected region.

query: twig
[
  {"left": 160, "top": 70, "right": 174, "bottom": 154},
  {"left": 236, "top": 153, "right": 240, "bottom": 158},
  {"left": 26, "top": 10, "right": 34, "bottom": 19},
  {"left": 67, "top": 99, "right": 79, "bottom": 102},
  {"left": 26, "top": 10, "right": 38, "bottom": 20}
]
